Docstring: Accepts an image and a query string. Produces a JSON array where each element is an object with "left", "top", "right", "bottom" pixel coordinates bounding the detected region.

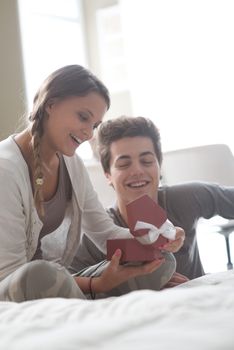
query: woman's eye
[
  {"left": 78, "top": 113, "right": 89, "bottom": 122},
  {"left": 93, "top": 123, "right": 99, "bottom": 130}
]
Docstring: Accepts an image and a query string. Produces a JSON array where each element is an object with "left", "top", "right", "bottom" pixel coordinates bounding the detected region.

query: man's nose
[{"left": 130, "top": 162, "right": 144, "bottom": 175}]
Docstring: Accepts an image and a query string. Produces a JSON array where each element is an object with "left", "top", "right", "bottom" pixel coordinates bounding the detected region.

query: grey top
[
  {"left": 33, "top": 156, "right": 72, "bottom": 260},
  {"left": 41, "top": 156, "right": 72, "bottom": 234},
  {"left": 72, "top": 182, "right": 234, "bottom": 279}
]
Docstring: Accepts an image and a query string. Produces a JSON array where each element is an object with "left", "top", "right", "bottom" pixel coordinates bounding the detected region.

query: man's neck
[{"left": 117, "top": 200, "right": 129, "bottom": 227}]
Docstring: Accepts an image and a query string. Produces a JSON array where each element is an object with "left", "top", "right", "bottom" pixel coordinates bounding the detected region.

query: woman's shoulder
[
  {"left": 0, "top": 135, "right": 20, "bottom": 158},
  {"left": 0, "top": 135, "right": 27, "bottom": 175},
  {"left": 63, "top": 152, "right": 88, "bottom": 179}
]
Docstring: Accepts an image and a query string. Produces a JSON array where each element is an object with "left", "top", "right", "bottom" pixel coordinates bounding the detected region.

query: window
[
  {"left": 119, "top": 0, "right": 234, "bottom": 153},
  {"left": 18, "top": 0, "right": 93, "bottom": 159},
  {"left": 96, "top": 4, "right": 129, "bottom": 93}
]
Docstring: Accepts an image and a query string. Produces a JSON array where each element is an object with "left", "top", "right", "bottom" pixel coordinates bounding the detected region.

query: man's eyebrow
[
  {"left": 115, "top": 155, "right": 131, "bottom": 161},
  {"left": 139, "top": 151, "right": 155, "bottom": 157},
  {"left": 115, "top": 152, "right": 155, "bottom": 161}
]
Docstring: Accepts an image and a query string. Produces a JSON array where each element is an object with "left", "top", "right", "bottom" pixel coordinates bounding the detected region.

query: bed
[{"left": 0, "top": 270, "right": 234, "bottom": 350}]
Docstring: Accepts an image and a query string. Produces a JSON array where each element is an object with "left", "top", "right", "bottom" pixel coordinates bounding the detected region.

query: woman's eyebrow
[{"left": 83, "top": 108, "right": 94, "bottom": 117}]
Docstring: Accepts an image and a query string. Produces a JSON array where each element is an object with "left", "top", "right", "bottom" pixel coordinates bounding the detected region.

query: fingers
[
  {"left": 110, "top": 249, "right": 122, "bottom": 269},
  {"left": 162, "top": 227, "right": 185, "bottom": 252},
  {"left": 116, "top": 257, "right": 165, "bottom": 278},
  {"left": 109, "top": 249, "right": 165, "bottom": 280},
  {"left": 99, "top": 252, "right": 166, "bottom": 293},
  {"left": 163, "top": 272, "right": 189, "bottom": 288},
  {"left": 175, "top": 227, "right": 185, "bottom": 240},
  {"left": 171, "top": 275, "right": 189, "bottom": 283},
  {"left": 163, "top": 282, "right": 179, "bottom": 288},
  {"left": 137, "top": 258, "right": 165, "bottom": 275},
  {"left": 162, "top": 240, "right": 181, "bottom": 252},
  {"left": 170, "top": 272, "right": 189, "bottom": 283}
]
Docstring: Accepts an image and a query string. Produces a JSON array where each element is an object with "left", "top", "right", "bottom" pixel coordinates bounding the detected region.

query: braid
[
  {"left": 27, "top": 64, "right": 111, "bottom": 216},
  {"left": 31, "top": 118, "right": 45, "bottom": 217}
]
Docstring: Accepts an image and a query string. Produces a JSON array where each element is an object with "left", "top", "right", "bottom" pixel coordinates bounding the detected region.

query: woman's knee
[
  {"left": 3, "top": 260, "right": 68, "bottom": 301},
  {"left": 0, "top": 260, "right": 85, "bottom": 301},
  {"left": 11, "top": 260, "right": 61, "bottom": 300}
]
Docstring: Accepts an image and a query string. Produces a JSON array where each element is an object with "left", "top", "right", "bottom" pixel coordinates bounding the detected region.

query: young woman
[{"left": 0, "top": 66, "right": 184, "bottom": 301}]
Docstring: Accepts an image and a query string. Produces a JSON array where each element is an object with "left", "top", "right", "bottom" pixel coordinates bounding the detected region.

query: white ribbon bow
[{"left": 133, "top": 219, "right": 176, "bottom": 245}]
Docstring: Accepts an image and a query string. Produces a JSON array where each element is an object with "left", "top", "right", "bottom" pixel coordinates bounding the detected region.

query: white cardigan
[{"left": 0, "top": 136, "right": 131, "bottom": 281}]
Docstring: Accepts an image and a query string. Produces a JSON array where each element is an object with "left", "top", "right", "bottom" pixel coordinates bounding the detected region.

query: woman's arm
[
  {"left": 74, "top": 249, "right": 165, "bottom": 294},
  {"left": 72, "top": 157, "right": 133, "bottom": 253},
  {"left": 0, "top": 162, "right": 29, "bottom": 281}
]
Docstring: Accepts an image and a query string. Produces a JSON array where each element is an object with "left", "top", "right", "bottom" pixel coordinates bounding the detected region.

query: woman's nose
[{"left": 83, "top": 127, "right": 93, "bottom": 141}]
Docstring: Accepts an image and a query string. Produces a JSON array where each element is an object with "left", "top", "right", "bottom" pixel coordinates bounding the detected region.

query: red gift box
[
  {"left": 106, "top": 195, "right": 169, "bottom": 263},
  {"left": 106, "top": 238, "right": 163, "bottom": 263}
]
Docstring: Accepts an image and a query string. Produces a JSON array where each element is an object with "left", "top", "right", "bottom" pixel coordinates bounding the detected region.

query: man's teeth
[
  {"left": 128, "top": 181, "right": 148, "bottom": 188},
  {"left": 70, "top": 134, "right": 82, "bottom": 144}
]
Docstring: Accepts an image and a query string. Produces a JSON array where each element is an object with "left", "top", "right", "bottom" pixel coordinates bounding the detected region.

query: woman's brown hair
[{"left": 29, "top": 65, "right": 110, "bottom": 215}]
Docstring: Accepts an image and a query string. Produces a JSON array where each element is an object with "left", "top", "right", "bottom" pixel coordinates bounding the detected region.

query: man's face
[{"left": 106, "top": 136, "right": 160, "bottom": 206}]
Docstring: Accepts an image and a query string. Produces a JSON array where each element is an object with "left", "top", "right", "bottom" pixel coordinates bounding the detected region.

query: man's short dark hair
[{"left": 98, "top": 116, "right": 162, "bottom": 173}]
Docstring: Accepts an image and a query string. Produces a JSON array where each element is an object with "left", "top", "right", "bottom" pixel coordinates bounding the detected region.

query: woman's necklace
[{"left": 27, "top": 129, "right": 60, "bottom": 186}]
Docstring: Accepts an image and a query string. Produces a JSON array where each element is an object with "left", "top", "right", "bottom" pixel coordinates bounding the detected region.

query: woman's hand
[
  {"left": 162, "top": 272, "right": 189, "bottom": 288},
  {"left": 160, "top": 226, "right": 185, "bottom": 253},
  {"left": 92, "top": 249, "right": 165, "bottom": 293}
]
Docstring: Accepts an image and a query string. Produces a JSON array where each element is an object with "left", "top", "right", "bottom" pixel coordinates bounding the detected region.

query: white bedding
[{"left": 0, "top": 270, "right": 234, "bottom": 350}]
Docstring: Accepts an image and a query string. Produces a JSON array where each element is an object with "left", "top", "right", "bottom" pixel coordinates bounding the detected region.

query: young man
[{"left": 73, "top": 116, "right": 234, "bottom": 295}]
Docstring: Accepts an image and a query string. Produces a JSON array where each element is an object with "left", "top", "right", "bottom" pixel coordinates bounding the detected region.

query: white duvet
[{"left": 0, "top": 270, "right": 234, "bottom": 350}]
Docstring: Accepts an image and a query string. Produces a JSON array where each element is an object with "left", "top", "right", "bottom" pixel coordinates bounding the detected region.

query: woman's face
[
  {"left": 105, "top": 136, "right": 161, "bottom": 206},
  {"left": 43, "top": 92, "right": 107, "bottom": 157}
]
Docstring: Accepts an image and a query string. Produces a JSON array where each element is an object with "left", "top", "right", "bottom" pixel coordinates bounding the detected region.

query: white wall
[{"left": 86, "top": 161, "right": 116, "bottom": 207}]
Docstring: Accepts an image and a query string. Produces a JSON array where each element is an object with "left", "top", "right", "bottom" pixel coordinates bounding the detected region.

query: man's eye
[
  {"left": 116, "top": 163, "right": 130, "bottom": 169},
  {"left": 141, "top": 159, "right": 155, "bottom": 166}
]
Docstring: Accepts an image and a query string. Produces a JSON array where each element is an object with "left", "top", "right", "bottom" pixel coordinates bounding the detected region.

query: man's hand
[
  {"left": 162, "top": 271, "right": 189, "bottom": 288},
  {"left": 160, "top": 226, "right": 185, "bottom": 253}
]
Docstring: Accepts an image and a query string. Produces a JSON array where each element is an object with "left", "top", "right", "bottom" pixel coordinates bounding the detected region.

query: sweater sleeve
[
  {"left": 0, "top": 161, "right": 28, "bottom": 281},
  {"left": 163, "top": 182, "right": 234, "bottom": 228},
  {"left": 78, "top": 161, "right": 133, "bottom": 253}
]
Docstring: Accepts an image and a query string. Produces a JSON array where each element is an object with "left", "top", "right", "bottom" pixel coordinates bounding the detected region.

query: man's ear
[{"left": 105, "top": 172, "right": 113, "bottom": 187}]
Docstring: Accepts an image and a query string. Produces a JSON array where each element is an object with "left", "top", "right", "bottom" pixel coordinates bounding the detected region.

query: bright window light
[
  {"left": 119, "top": 0, "right": 234, "bottom": 153},
  {"left": 96, "top": 4, "right": 129, "bottom": 93},
  {"left": 18, "top": 0, "right": 93, "bottom": 160}
]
